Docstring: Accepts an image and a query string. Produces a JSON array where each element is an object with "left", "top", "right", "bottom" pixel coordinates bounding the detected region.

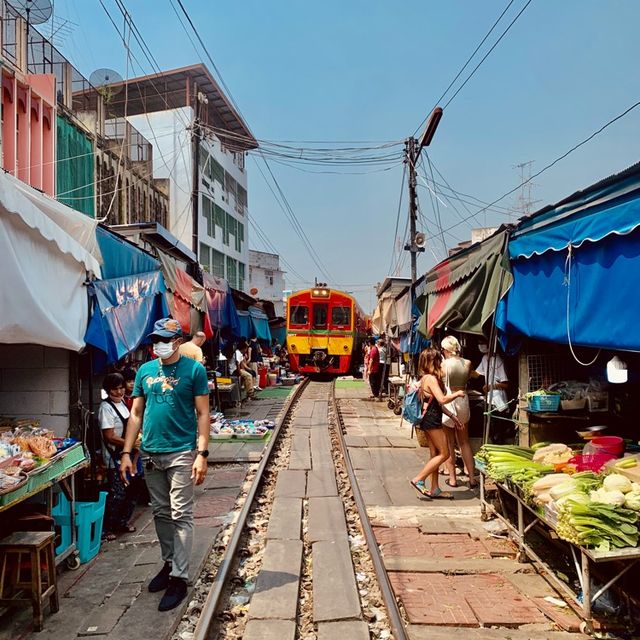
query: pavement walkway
[
  {"left": 0, "top": 391, "right": 292, "bottom": 640},
  {"left": 336, "top": 379, "right": 589, "bottom": 639}
]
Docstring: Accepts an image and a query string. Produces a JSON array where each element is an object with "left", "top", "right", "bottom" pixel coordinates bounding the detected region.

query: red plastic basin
[{"left": 589, "top": 436, "right": 624, "bottom": 455}]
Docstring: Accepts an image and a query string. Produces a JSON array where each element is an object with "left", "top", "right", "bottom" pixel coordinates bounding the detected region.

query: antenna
[
  {"left": 7, "top": 0, "right": 52, "bottom": 31},
  {"left": 89, "top": 68, "right": 124, "bottom": 96}
]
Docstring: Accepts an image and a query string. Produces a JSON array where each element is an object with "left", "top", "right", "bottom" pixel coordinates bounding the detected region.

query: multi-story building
[
  {"left": 0, "top": 1, "right": 170, "bottom": 223},
  {"left": 248, "top": 250, "right": 286, "bottom": 316},
  {"left": 107, "top": 65, "right": 258, "bottom": 292}
]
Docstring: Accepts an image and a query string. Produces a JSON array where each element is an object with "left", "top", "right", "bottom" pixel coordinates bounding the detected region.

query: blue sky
[{"left": 54, "top": 0, "right": 640, "bottom": 311}]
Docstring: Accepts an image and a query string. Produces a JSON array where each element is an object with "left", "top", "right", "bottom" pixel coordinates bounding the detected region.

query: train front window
[
  {"left": 331, "top": 306, "right": 351, "bottom": 327},
  {"left": 313, "top": 304, "right": 328, "bottom": 328},
  {"left": 290, "top": 305, "right": 309, "bottom": 326}
]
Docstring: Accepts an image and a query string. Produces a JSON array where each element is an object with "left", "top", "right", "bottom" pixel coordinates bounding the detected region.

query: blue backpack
[{"left": 402, "top": 387, "right": 424, "bottom": 425}]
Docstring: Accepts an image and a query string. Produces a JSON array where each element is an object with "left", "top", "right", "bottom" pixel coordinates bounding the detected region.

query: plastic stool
[
  {"left": 51, "top": 491, "right": 72, "bottom": 557},
  {"left": 0, "top": 531, "right": 59, "bottom": 631},
  {"left": 75, "top": 491, "right": 107, "bottom": 564}
]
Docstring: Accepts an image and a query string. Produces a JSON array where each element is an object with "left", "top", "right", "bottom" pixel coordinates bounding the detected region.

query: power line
[
  {"left": 440, "top": 97, "right": 640, "bottom": 235},
  {"left": 441, "top": 0, "right": 533, "bottom": 110},
  {"left": 413, "top": 0, "right": 516, "bottom": 135},
  {"left": 387, "top": 162, "right": 407, "bottom": 275}
]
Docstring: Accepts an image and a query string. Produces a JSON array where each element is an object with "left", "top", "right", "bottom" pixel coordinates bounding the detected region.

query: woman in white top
[
  {"left": 99, "top": 372, "right": 137, "bottom": 539},
  {"left": 440, "top": 336, "right": 477, "bottom": 489}
]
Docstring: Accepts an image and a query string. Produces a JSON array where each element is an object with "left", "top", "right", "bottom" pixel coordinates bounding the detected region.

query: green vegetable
[
  {"left": 624, "top": 491, "right": 640, "bottom": 511},
  {"left": 615, "top": 458, "right": 638, "bottom": 469}
]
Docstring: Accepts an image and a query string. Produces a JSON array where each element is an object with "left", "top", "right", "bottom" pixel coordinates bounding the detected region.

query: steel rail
[
  {"left": 193, "top": 377, "right": 310, "bottom": 640},
  {"left": 330, "top": 381, "right": 409, "bottom": 640}
]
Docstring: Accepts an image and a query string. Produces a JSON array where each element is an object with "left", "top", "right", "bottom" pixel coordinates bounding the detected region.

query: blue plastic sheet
[
  {"left": 498, "top": 229, "right": 640, "bottom": 352},
  {"left": 248, "top": 306, "right": 272, "bottom": 343},
  {"left": 203, "top": 273, "right": 241, "bottom": 337},
  {"left": 96, "top": 226, "right": 159, "bottom": 279},
  {"left": 236, "top": 310, "right": 252, "bottom": 339},
  {"left": 84, "top": 270, "right": 169, "bottom": 365}
]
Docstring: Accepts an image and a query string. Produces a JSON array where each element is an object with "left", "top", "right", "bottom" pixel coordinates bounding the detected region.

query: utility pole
[
  {"left": 404, "top": 137, "right": 421, "bottom": 283},
  {"left": 191, "top": 90, "right": 208, "bottom": 256},
  {"left": 403, "top": 107, "right": 443, "bottom": 285}
]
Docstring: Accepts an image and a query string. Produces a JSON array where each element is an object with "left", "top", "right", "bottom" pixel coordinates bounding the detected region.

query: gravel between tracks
[{"left": 171, "top": 381, "right": 396, "bottom": 639}]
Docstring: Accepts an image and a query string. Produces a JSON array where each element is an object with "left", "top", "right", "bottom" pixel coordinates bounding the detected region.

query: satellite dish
[
  {"left": 7, "top": 0, "right": 53, "bottom": 25},
  {"left": 414, "top": 232, "right": 426, "bottom": 248},
  {"left": 89, "top": 68, "right": 124, "bottom": 96}
]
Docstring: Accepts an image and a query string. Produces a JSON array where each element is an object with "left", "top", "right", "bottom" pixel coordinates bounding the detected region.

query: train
[{"left": 286, "top": 287, "right": 369, "bottom": 376}]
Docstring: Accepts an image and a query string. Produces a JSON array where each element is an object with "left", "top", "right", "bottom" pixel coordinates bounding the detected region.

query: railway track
[{"left": 174, "top": 379, "right": 408, "bottom": 640}]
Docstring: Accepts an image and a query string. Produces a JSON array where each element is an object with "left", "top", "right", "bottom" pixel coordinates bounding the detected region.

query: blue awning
[
  {"left": 203, "top": 273, "right": 241, "bottom": 337},
  {"left": 96, "top": 226, "right": 159, "bottom": 278},
  {"left": 237, "top": 310, "right": 252, "bottom": 339},
  {"left": 498, "top": 163, "right": 640, "bottom": 353},
  {"left": 510, "top": 170, "right": 640, "bottom": 259},
  {"left": 248, "top": 306, "right": 272, "bottom": 342},
  {"left": 84, "top": 270, "right": 169, "bottom": 365}
]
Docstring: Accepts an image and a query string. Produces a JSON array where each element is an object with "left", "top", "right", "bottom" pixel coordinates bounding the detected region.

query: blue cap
[{"left": 149, "top": 318, "right": 183, "bottom": 339}]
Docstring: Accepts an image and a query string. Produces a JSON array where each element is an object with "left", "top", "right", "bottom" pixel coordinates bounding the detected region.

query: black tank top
[{"left": 420, "top": 394, "right": 443, "bottom": 429}]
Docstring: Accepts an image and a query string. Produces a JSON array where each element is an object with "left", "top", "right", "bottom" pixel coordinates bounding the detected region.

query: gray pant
[{"left": 141, "top": 449, "right": 195, "bottom": 580}]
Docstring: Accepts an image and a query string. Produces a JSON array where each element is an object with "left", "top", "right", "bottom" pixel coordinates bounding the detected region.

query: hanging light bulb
[{"left": 607, "top": 356, "right": 628, "bottom": 384}]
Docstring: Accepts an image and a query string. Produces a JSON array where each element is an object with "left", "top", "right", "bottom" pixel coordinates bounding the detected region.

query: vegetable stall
[{"left": 478, "top": 441, "right": 640, "bottom": 631}]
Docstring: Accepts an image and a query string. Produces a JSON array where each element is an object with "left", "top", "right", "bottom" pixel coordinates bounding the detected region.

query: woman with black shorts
[{"left": 410, "top": 348, "right": 465, "bottom": 499}]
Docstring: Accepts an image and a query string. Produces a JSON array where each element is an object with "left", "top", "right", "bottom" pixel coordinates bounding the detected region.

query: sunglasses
[{"left": 151, "top": 336, "right": 175, "bottom": 344}]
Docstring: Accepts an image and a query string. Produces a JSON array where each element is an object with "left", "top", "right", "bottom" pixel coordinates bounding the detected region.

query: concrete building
[
  {"left": 107, "top": 65, "right": 258, "bottom": 292},
  {"left": 248, "top": 250, "right": 286, "bottom": 316}
]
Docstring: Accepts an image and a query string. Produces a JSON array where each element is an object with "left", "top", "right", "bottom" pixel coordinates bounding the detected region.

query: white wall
[
  {"left": 128, "top": 108, "right": 194, "bottom": 249},
  {"left": 249, "top": 250, "right": 286, "bottom": 316},
  {"left": 198, "top": 135, "right": 249, "bottom": 290},
  {"left": 0, "top": 345, "right": 70, "bottom": 435}
]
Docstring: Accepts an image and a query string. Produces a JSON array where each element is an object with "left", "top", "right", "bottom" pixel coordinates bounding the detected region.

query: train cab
[{"left": 287, "top": 287, "right": 367, "bottom": 375}]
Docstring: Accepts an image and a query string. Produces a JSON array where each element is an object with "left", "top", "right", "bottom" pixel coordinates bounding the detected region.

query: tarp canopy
[
  {"left": 158, "top": 253, "right": 211, "bottom": 337},
  {"left": 0, "top": 172, "right": 102, "bottom": 350},
  {"left": 419, "top": 230, "right": 513, "bottom": 338},
  {"left": 395, "top": 288, "right": 413, "bottom": 334},
  {"left": 498, "top": 164, "right": 640, "bottom": 352},
  {"left": 371, "top": 293, "right": 397, "bottom": 336},
  {"left": 249, "top": 306, "right": 272, "bottom": 342},
  {"left": 96, "top": 226, "right": 159, "bottom": 279},
  {"left": 84, "top": 271, "right": 169, "bottom": 365},
  {"left": 203, "top": 272, "right": 241, "bottom": 336},
  {"left": 237, "top": 310, "right": 252, "bottom": 339}
]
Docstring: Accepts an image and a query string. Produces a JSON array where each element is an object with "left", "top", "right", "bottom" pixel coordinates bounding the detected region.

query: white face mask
[
  {"left": 478, "top": 344, "right": 489, "bottom": 354},
  {"left": 153, "top": 341, "right": 176, "bottom": 359}
]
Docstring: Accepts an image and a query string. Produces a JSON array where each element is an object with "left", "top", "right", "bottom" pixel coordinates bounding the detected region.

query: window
[
  {"left": 202, "top": 195, "right": 214, "bottom": 238},
  {"left": 199, "top": 243, "right": 210, "bottom": 272},
  {"left": 313, "top": 304, "right": 328, "bottom": 329},
  {"left": 290, "top": 305, "right": 308, "bottom": 326},
  {"left": 238, "top": 262, "right": 245, "bottom": 292},
  {"left": 212, "top": 249, "right": 225, "bottom": 279},
  {"left": 214, "top": 204, "right": 225, "bottom": 236},
  {"left": 332, "top": 306, "right": 351, "bottom": 327},
  {"left": 235, "top": 222, "right": 244, "bottom": 252},
  {"left": 226, "top": 255, "right": 237, "bottom": 289},
  {"left": 212, "top": 158, "right": 224, "bottom": 185}
]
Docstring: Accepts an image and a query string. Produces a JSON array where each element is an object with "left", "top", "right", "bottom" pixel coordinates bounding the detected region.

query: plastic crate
[
  {"left": 52, "top": 490, "right": 73, "bottom": 557},
  {"left": 528, "top": 394, "right": 561, "bottom": 413},
  {"left": 75, "top": 491, "right": 107, "bottom": 564},
  {"left": 59, "top": 443, "right": 87, "bottom": 471}
]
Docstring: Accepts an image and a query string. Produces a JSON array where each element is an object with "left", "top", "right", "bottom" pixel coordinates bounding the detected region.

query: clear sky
[{"left": 53, "top": 0, "right": 640, "bottom": 311}]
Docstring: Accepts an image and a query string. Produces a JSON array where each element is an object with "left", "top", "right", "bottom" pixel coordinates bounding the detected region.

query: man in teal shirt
[{"left": 120, "top": 318, "right": 210, "bottom": 612}]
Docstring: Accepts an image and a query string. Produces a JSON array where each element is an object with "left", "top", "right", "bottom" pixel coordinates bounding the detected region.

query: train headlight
[
  {"left": 343, "top": 345, "right": 348, "bottom": 351},
  {"left": 290, "top": 344, "right": 296, "bottom": 351}
]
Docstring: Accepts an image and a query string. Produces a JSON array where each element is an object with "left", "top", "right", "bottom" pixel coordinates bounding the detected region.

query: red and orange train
[{"left": 286, "top": 287, "right": 369, "bottom": 376}]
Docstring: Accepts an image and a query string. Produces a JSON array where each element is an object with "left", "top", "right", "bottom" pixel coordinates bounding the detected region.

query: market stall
[
  {"left": 477, "top": 440, "right": 640, "bottom": 631},
  {"left": 0, "top": 425, "right": 89, "bottom": 568}
]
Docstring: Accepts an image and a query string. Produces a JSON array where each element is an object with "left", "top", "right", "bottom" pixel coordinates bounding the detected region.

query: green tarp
[
  {"left": 418, "top": 230, "right": 513, "bottom": 338},
  {"left": 56, "top": 116, "right": 95, "bottom": 217}
]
